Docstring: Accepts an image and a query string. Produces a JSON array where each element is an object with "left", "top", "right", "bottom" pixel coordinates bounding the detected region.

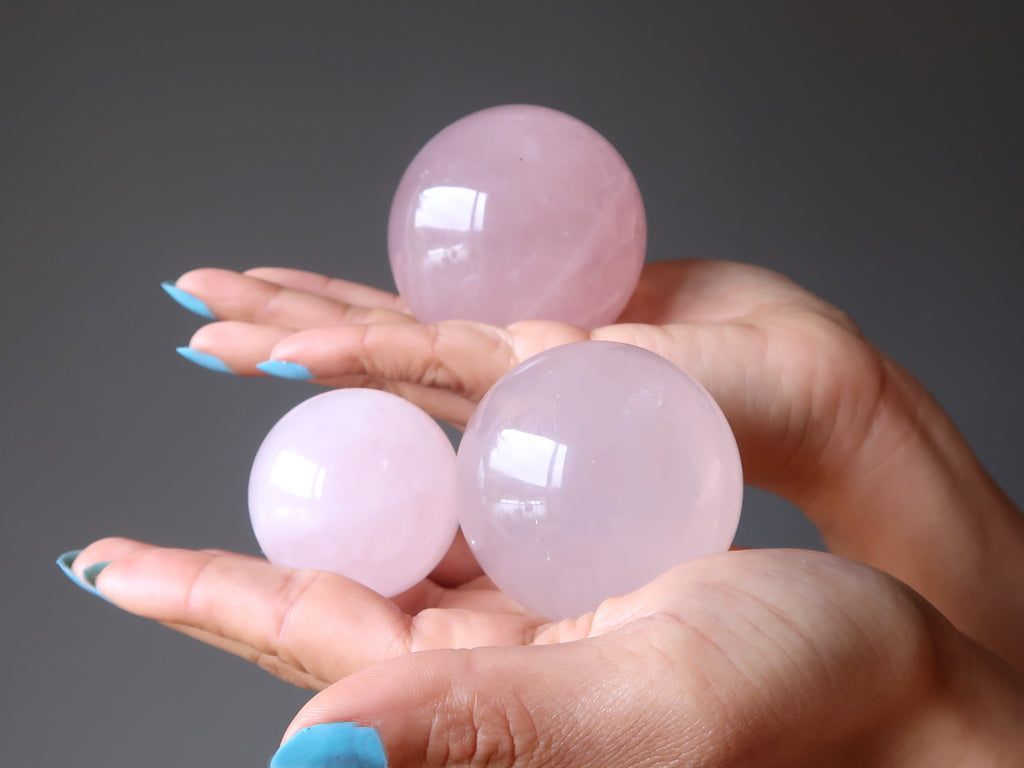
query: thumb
[
  {"left": 267, "top": 628, "right": 703, "bottom": 768},
  {"left": 264, "top": 550, "right": 949, "bottom": 768}
]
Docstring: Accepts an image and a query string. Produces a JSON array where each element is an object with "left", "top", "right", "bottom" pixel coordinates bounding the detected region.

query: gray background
[{"left": 2, "top": 2, "right": 1021, "bottom": 765}]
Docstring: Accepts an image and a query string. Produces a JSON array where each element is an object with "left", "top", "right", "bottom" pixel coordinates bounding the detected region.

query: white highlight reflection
[
  {"left": 268, "top": 450, "right": 327, "bottom": 500},
  {"left": 489, "top": 429, "right": 567, "bottom": 489},
  {"left": 415, "top": 186, "right": 487, "bottom": 232}
]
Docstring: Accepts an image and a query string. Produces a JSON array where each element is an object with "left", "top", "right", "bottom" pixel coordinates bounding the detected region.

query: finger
[
  {"left": 243, "top": 267, "right": 410, "bottom": 314},
  {"left": 252, "top": 320, "right": 534, "bottom": 424},
  {"left": 271, "top": 642, "right": 676, "bottom": 768},
  {"left": 162, "top": 621, "right": 328, "bottom": 690},
  {"left": 180, "top": 321, "right": 477, "bottom": 426},
  {"left": 174, "top": 553, "right": 326, "bottom": 689},
  {"left": 180, "top": 321, "right": 294, "bottom": 375},
  {"left": 71, "top": 539, "right": 411, "bottom": 680},
  {"left": 65, "top": 542, "right": 347, "bottom": 689},
  {"left": 72, "top": 539, "right": 543, "bottom": 682},
  {"left": 265, "top": 319, "right": 588, "bottom": 403},
  {"left": 65, "top": 537, "right": 153, "bottom": 582},
  {"left": 181, "top": 317, "right": 480, "bottom": 423},
  {"left": 172, "top": 268, "right": 411, "bottom": 327},
  {"left": 270, "top": 647, "right": 622, "bottom": 765}
]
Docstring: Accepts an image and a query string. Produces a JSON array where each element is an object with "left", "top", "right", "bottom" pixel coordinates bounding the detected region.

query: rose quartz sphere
[
  {"left": 456, "top": 341, "right": 743, "bottom": 619},
  {"left": 248, "top": 389, "right": 458, "bottom": 597},
  {"left": 388, "top": 104, "right": 647, "bottom": 328}
]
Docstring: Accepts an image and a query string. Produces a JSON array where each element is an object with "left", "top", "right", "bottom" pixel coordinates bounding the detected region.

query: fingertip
[
  {"left": 55, "top": 549, "right": 114, "bottom": 603},
  {"left": 257, "top": 359, "right": 314, "bottom": 380},
  {"left": 270, "top": 722, "right": 386, "bottom": 768},
  {"left": 55, "top": 548, "right": 82, "bottom": 581},
  {"left": 161, "top": 281, "right": 216, "bottom": 320},
  {"left": 176, "top": 346, "right": 235, "bottom": 374},
  {"left": 82, "top": 559, "right": 112, "bottom": 587}
]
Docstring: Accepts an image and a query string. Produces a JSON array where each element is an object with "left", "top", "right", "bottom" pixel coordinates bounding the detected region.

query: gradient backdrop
[{"left": 2, "top": 3, "right": 1021, "bottom": 765}]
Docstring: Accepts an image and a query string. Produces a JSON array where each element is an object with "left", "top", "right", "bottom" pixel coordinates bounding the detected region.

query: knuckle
[
  {"left": 266, "top": 568, "right": 324, "bottom": 670},
  {"left": 427, "top": 669, "right": 543, "bottom": 767}
]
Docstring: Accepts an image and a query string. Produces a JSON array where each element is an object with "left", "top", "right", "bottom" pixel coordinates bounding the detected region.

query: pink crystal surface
[
  {"left": 456, "top": 341, "right": 743, "bottom": 619},
  {"left": 388, "top": 104, "right": 647, "bottom": 328},
  {"left": 248, "top": 389, "right": 458, "bottom": 597}
]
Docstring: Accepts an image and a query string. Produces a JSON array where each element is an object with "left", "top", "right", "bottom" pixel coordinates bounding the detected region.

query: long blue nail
[
  {"left": 176, "top": 346, "right": 234, "bottom": 374},
  {"left": 83, "top": 560, "right": 112, "bottom": 588},
  {"left": 161, "top": 281, "right": 216, "bottom": 320},
  {"left": 270, "top": 722, "right": 386, "bottom": 768},
  {"left": 257, "top": 360, "right": 314, "bottom": 380},
  {"left": 56, "top": 550, "right": 113, "bottom": 603}
]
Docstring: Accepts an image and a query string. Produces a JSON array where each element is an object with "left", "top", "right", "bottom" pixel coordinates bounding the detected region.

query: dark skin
[{"left": 72, "top": 260, "right": 1024, "bottom": 765}]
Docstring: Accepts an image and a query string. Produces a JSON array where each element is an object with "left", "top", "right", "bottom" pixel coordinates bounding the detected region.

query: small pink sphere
[
  {"left": 388, "top": 104, "right": 647, "bottom": 328},
  {"left": 456, "top": 341, "right": 743, "bottom": 619},
  {"left": 248, "top": 389, "right": 458, "bottom": 597}
]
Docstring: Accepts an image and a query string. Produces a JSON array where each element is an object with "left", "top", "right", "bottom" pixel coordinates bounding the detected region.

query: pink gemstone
[
  {"left": 456, "top": 341, "right": 743, "bottom": 619},
  {"left": 388, "top": 105, "right": 647, "bottom": 328},
  {"left": 248, "top": 389, "right": 458, "bottom": 597}
]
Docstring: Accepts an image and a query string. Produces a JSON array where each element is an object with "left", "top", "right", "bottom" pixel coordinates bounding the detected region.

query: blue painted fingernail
[
  {"left": 56, "top": 550, "right": 113, "bottom": 602},
  {"left": 82, "top": 560, "right": 112, "bottom": 588},
  {"left": 161, "top": 281, "right": 216, "bottom": 320},
  {"left": 257, "top": 360, "right": 314, "bottom": 380},
  {"left": 270, "top": 722, "right": 386, "bottom": 768},
  {"left": 176, "top": 346, "right": 234, "bottom": 374}
]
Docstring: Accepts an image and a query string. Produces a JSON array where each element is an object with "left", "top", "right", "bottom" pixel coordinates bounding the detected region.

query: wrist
[
  {"left": 891, "top": 630, "right": 1024, "bottom": 766},
  {"left": 805, "top": 355, "right": 1024, "bottom": 669},
  {"left": 814, "top": 620, "right": 1024, "bottom": 768}
]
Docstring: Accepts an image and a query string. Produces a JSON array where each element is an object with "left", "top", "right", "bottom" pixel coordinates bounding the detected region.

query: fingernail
[
  {"left": 257, "top": 360, "right": 314, "bottom": 380},
  {"left": 56, "top": 550, "right": 113, "bottom": 602},
  {"left": 161, "top": 281, "right": 216, "bottom": 320},
  {"left": 270, "top": 722, "right": 386, "bottom": 768},
  {"left": 83, "top": 560, "right": 112, "bottom": 588},
  {"left": 176, "top": 346, "right": 234, "bottom": 374}
]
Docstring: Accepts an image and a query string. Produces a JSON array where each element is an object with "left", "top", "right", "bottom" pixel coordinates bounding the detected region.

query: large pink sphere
[
  {"left": 248, "top": 389, "right": 458, "bottom": 597},
  {"left": 456, "top": 341, "right": 743, "bottom": 619},
  {"left": 388, "top": 104, "right": 647, "bottom": 328}
]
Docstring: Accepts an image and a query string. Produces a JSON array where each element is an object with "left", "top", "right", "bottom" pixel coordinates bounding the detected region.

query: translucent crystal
[
  {"left": 249, "top": 389, "right": 458, "bottom": 597},
  {"left": 388, "top": 105, "right": 646, "bottom": 328},
  {"left": 456, "top": 341, "right": 743, "bottom": 619}
]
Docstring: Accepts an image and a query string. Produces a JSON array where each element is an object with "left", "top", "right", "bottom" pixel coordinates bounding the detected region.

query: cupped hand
[
  {"left": 70, "top": 542, "right": 1022, "bottom": 766},
  {"left": 168, "top": 261, "right": 1024, "bottom": 665},
  {"left": 61, "top": 260, "right": 1024, "bottom": 765}
]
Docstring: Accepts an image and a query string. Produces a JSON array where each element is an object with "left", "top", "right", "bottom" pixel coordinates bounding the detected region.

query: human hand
[
  {"left": 59, "top": 259, "right": 1024, "bottom": 765},
  {"left": 66, "top": 543, "right": 1023, "bottom": 766},
  {"left": 166, "top": 261, "right": 1024, "bottom": 665}
]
